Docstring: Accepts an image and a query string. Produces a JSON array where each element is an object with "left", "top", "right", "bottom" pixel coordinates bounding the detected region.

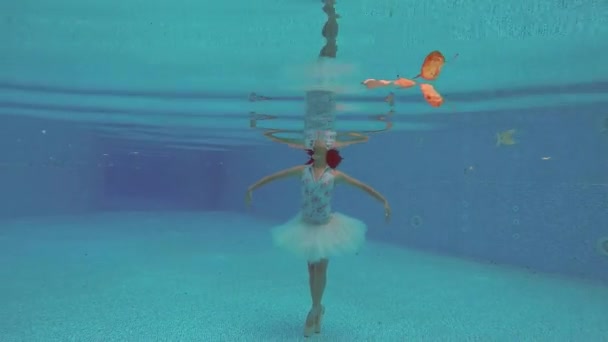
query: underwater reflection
[
  {"left": 260, "top": 121, "right": 392, "bottom": 151},
  {"left": 244, "top": 2, "right": 393, "bottom": 338}
]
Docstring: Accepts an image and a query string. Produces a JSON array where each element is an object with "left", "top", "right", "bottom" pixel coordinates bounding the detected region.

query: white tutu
[{"left": 271, "top": 212, "right": 367, "bottom": 262}]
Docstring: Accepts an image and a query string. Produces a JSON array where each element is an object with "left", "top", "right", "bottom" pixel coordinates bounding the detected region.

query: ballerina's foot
[
  {"left": 303, "top": 306, "right": 323, "bottom": 337},
  {"left": 314, "top": 305, "right": 325, "bottom": 333}
]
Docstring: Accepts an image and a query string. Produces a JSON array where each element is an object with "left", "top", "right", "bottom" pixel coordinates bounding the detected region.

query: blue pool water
[
  {"left": 1, "top": 212, "right": 607, "bottom": 341},
  {"left": 1, "top": 0, "right": 608, "bottom": 341}
]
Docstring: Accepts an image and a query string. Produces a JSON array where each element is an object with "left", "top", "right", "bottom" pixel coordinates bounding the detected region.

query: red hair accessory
[{"left": 305, "top": 149, "right": 343, "bottom": 169}]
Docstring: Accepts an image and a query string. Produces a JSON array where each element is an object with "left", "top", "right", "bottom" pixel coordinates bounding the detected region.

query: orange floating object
[
  {"left": 413, "top": 51, "right": 458, "bottom": 81},
  {"left": 393, "top": 77, "right": 416, "bottom": 89},
  {"left": 362, "top": 79, "right": 392, "bottom": 89},
  {"left": 420, "top": 83, "right": 443, "bottom": 107}
]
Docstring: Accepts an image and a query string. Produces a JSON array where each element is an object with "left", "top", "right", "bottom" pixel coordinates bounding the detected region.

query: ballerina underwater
[{"left": 245, "top": 129, "right": 391, "bottom": 337}]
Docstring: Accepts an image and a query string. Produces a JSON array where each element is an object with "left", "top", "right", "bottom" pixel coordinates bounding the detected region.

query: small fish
[
  {"left": 496, "top": 129, "right": 517, "bottom": 146},
  {"left": 362, "top": 79, "right": 392, "bottom": 89},
  {"left": 393, "top": 77, "right": 416, "bottom": 89},
  {"left": 420, "top": 84, "right": 443, "bottom": 107}
]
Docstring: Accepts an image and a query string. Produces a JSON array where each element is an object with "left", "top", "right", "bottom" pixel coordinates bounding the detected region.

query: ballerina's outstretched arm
[
  {"left": 245, "top": 165, "right": 305, "bottom": 205},
  {"left": 333, "top": 132, "right": 369, "bottom": 148},
  {"left": 263, "top": 129, "right": 370, "bottom": 150},
  {"left": 263, "top": 130, "right": 307, "bottom": 150},
  {"left": 248, "top": 165, "right": 304, "bottom": 191},
  {"left": 334, "top": 170, "right": 391, "bottom": 221}
]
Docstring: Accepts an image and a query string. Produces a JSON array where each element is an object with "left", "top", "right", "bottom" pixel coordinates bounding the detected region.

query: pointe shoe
[
  {"left": 303, "top": 307, "right": 322, "bottom": 337},
  {"left": 314, "top": 305, "right": 325, "bottom": 334}
]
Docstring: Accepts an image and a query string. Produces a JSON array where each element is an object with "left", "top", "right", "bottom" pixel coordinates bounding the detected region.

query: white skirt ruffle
[{"left": 271, "top": 212, "right": 367, "bottom": 262}]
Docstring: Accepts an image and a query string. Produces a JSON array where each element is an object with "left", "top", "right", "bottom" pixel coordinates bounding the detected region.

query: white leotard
[{"left": 300, "top": 165, "right": 335, "bottom": 224}]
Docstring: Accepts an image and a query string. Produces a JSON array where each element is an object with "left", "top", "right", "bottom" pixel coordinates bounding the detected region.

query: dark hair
[{"left": 305, "top": 148, "right": 343, "bottom": 169}]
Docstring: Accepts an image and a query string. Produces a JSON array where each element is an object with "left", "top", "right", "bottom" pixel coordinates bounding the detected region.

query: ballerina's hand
[
  {"left": 245, "top": 189, "right": 253, "bottom": 208},
  {"left": 384, "top": 201, "right": 391, "bottom": 223}
]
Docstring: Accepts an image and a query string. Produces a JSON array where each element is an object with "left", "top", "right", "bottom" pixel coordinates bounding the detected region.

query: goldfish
[
  {"left": 419, "top": 84, "right": 443, "bottom": 107},
  {"left": 361, "top": 79, "right": 392, "bottom": 89},
  {"left": 413, "top": 51, "right": 458, "bottom": 81},
  {"left": 393, "top": 77, "right": 416, "bottom": 89}
]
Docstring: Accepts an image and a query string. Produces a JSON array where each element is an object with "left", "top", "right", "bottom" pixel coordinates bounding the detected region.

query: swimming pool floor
[{"left": 0, "top": 211, "right": 606, "bottom": 341}]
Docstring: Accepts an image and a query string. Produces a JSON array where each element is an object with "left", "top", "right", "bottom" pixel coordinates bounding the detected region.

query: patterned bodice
[{"left": 301, "top": 165, "right": 335, "bottom": 224}]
